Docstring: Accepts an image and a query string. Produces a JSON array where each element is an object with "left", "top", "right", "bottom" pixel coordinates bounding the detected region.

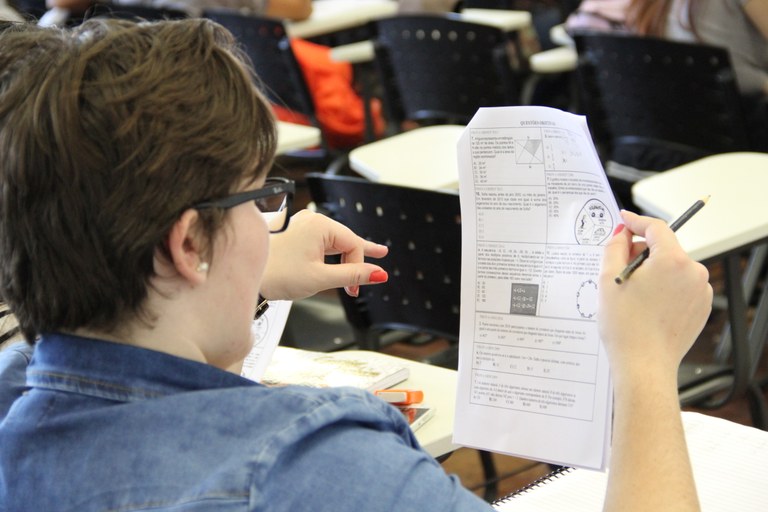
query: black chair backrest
[
  {"left": 306, "top": 173, "right": 462, "bottom": 355},
  {"left": 202, "top": 9, "right": 317, "bottom": 123},
  {"left": 86, "top": 2, "right": 188, "bottom": 21},
  {"left": 9, "top": 0, "right": 46, "bottom": 19},
  {"left": 371, "top": 14, "right": 521, "bottom": 127},
  {"left": 573, "top": 32, "right": 751, "bottom": 172}
]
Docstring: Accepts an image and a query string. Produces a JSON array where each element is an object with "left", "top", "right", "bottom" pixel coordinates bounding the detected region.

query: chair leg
[
  {"left": 478, "top": 450, "right": 498, "bottom": 503},
  {"left": 748, "top": 382, "right": 768, "bottom": 431}
]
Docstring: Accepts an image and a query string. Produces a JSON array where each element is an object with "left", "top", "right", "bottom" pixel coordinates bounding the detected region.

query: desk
[
  {"left": 529, "top": 46, "right": 577, "bottom": 74},
  {"left": 459, "top": 8, "right": 531, "bottom": 32},
  {"left": 632, "top": 152, "right": 768, "bottom": 427},
  {"left": 276, "top": 121, "right": 322, "bottom": 155},
  {"left": 632, "top": 152, "right": 768, "bottom": 262},
  {"left": 348, "top": 125, "right": 464, "bottom": 190},
  {"left": 286, "top": 0, "right": 398, "bottom": 39},
  {"left": 393, "top": 355, "right": 458, "bottom": 458}
]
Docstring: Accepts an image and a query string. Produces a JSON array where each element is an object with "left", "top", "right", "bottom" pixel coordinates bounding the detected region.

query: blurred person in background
[{"left": 46, "top": 0, "right": 313, "bottom": 20}]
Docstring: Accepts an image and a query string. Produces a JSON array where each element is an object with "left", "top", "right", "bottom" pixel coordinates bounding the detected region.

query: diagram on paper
[
  {"left": 574, "top": 199, "right": 614, "bottom": 245},
  {"left": 576, "top": 279, "right": 599, "bottom": 319},
  {"left": 515, "top": 138, "right": 544, "bottom": 165}
]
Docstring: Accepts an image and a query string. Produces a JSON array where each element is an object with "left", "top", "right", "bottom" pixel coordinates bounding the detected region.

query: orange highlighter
[{"left": 374, "top": 389, "right": 424, "bottom": 405}]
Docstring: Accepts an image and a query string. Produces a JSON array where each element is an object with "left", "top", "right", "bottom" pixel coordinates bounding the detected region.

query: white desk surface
[
  {"left": 459, "top": 8, "right": 532, "bottom": 32},
  {"left": 549, "top": 23, "right": 573, "bottom": 47},
  {"left": 393, "top": 354, "right": 459, "bottom": 458},
  {"left": 349, "top": 125, "right": 464, "bottom": 190},
  {"left": 632, "top": 152, "right": 768, "bottom": 262},
  {"left": 286, "top": 0, "right": 398, "bottom": 39},
  {"left": 529, "top": 46, "right": 577, "bottom": 74},
  {"left": 276, "top": 121, "right": 322, "bottom": 155},
  {"left": 329, "top": 40, "right": 376, "bottom": 64}
]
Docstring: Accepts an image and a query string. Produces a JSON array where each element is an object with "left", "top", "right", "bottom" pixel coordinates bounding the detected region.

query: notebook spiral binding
[{"left": 492, "top": 466, "right": 574, "bottom": 505}]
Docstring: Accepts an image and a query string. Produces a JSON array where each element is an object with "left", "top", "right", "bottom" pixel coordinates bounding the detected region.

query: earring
[{"left": 196, "top": 262, "right": 209, "bottom": 273}]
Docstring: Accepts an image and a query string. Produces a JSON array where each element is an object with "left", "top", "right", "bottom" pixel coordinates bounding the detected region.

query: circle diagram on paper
[
  {"left": 251, "top": 315, "right": 270, "bottom": 348},
  {"left": 576, "top": 279, "right": 599, "bottom": 319},
  {"left": 575, "top": 199, "right": 613, "bottom": 245}
]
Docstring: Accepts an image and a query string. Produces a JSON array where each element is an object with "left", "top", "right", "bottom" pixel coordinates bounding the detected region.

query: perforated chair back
[
  {"left": 371, "top": 14, "right": 521, "bottom": 127},
  {"left": 573, "top": 32, "right": 751, "bottom": 172},
  {"left": 202, "top": 10, "right": 317, "bottom": 123},
  {"left": 306, "top": 173, "right": 462, "bottom": 359}
]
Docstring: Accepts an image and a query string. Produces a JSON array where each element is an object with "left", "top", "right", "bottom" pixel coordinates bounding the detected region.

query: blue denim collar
[{"left": 28, "top": 333, "right": 256, "bottom": 403}]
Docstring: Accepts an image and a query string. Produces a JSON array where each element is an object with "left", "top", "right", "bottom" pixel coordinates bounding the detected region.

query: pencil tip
[{"left": 701, "top": 195, "right": 711, "bottom": 204}]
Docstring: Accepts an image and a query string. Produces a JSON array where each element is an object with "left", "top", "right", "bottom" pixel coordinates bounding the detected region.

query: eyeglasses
[{"left": 193, "top": 177, "right": 295, "bottom": 234}]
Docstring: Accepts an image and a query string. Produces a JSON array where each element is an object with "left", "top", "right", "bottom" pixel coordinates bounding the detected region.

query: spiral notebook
[{"left": 493, "top": 412, "right": 768, "bottom": 511}]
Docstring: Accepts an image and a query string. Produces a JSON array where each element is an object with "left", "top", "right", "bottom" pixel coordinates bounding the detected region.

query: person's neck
[{"left": 72, "top": 321, "right": 210, "bottom": 366}]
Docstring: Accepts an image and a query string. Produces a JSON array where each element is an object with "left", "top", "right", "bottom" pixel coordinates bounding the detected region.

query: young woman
[
  {"left": 567, "top": 0, "right": 768, "bottom": 96},
  {"left": 0, "top": 18, "right": 711, "bottom": 511},
  {"left": 46, "top": 0, "right": 314, "bottom": 20}
]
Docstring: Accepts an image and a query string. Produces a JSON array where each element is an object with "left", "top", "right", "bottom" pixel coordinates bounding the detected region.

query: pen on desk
[{"left": 614, "top": 195, "right": 710, "bottom": 285}]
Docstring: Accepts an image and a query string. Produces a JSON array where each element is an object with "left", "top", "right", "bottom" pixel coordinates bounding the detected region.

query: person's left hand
[{"left": 259, "top": 209, "right": 389, "bottom": 300}]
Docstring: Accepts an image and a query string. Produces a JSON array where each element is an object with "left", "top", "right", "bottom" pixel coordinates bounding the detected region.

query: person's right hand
[
  {"left": 260, "top": 209, "right": 389, "bottom": 301},
  {"left": 597, "top": 210, "right": 713, "bottom": 381}
]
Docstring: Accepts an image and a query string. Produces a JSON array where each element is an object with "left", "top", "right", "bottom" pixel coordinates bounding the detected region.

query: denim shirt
[
  {"left": 0, "top": 342, "right": 31, "bottom": 420},
  {"left": 0, "top": 333, "right": 491, "bottom": 512}
]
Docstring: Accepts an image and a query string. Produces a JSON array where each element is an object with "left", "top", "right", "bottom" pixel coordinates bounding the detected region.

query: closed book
[{"left": 259, "top": 346, "right": 410, "bottom": 392}]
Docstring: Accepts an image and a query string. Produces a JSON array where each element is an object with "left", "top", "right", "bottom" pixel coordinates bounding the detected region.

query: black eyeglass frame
[{"left": 193, "top": 177, "right": 295, "bottom": 234}]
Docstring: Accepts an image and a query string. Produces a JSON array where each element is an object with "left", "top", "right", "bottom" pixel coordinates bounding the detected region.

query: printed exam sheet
[
  {"left": 453, "top": 107, "right": 620, "bottom": 470},
  {"left": 240, "top": 300, "right": 292, "bottom": 382}
]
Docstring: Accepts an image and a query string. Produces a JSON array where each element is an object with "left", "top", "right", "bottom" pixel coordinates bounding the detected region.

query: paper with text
[
  {"left": 240, "top": 300, "right": 292, "bottom": 382},
  {"left": 453, "top": 106, "right": 620, "bottom": 469}
]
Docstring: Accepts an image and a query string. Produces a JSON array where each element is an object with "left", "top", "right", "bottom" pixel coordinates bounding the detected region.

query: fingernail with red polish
[
  {"left": 613, "top": 224, "right": 625, "bottom": 236},
  {"left": 369, "top": 270, "right": 388, "bottom": 283}
]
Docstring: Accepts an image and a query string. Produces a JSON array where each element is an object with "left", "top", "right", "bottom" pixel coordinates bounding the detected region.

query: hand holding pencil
[
  {"left": 614, "top": 196, "right": 709, "bottom": 284},
  {"left": 598, "top": 210, "right": 713, "bottom": 374}
]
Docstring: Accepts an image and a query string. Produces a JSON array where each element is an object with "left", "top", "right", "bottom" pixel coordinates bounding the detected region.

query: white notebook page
[{"left": 494, "top": 412, "right": 768, "bottom": 511}]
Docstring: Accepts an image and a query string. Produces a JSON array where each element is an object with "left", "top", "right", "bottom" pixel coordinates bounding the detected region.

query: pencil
[{"left": 614, "top": 195, "right": 710, "bottom": 285}]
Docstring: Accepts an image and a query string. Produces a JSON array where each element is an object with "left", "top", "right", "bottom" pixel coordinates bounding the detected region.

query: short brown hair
[{"left": 0, "top": 18, "right": 277, "bottom": 342}]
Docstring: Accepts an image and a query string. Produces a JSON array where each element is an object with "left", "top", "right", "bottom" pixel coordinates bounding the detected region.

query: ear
[{"left": 166, "top": 209, "right": 209, "bottom": 285}]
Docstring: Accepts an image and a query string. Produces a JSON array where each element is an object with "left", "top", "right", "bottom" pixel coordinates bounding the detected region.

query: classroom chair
[
  {"left": 9, "top": 0, "right": 47, "bottom": 19},
  {"left": 572, "top": 32, "right": 759, "bottom": 210},
  {"left": 369, "top": 14, "right": 525, "bottom": 132},
  {"left": 339, "top": 14, "right": 529, "bottom": 185},
  {"left": 306, "top": 173, "right": 462, "bottom": 360},
  {"left": 306, "top": 172, "right": 502, "bottom": 501},
  {"left": 632, "top": 152, "right": 768, "bottom": 429},
  {"left": 201, "top": 9, "right": 337, "bottom": 172}
]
